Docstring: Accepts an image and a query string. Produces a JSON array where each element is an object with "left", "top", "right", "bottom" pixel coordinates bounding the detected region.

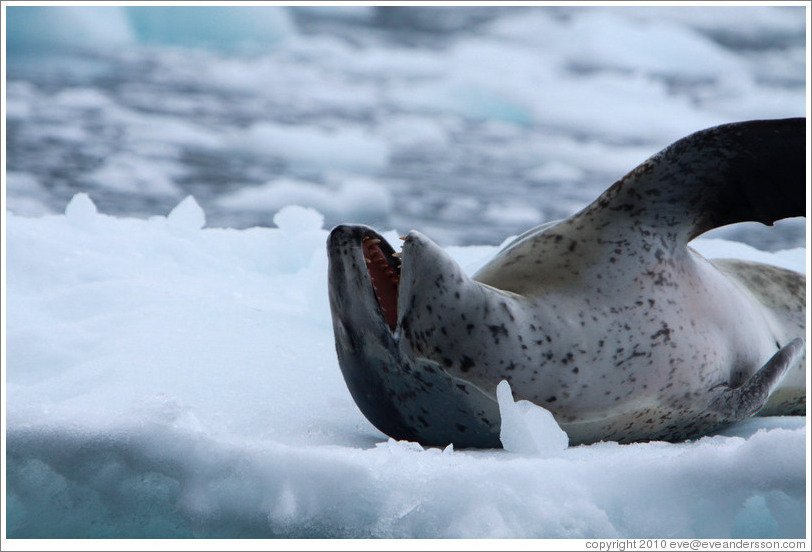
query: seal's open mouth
[{"left": 361, "top": 235, "right": 401, "bottom": 331}]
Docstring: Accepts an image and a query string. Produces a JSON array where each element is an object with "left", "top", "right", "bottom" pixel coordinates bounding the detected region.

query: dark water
[{"left": 6, "top": 6, "right": 807, "bottom": 249}]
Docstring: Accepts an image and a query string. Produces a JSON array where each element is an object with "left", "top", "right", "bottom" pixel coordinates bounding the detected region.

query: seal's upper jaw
[{"left": 395, "top": 230, "right": 491, "bottom": 360}]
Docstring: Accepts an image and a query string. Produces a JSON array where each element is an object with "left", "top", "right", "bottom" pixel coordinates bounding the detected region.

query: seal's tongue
[{"left": 362, "top": 236, "right": 400, "bottom": 331}]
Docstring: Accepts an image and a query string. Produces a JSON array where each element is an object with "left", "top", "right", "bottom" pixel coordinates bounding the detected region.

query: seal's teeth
[
  {"left": 369, "top": 238, "right": 381, "bottom": 245},
  {"left": 365, "top": 257, "right": 372, "bottom": 264},
  {"left": 392, "top": 252, "right": 402, "bottom": 258},
  {"left": 399, "top": 236, "right": 407, "bottom": 241}
]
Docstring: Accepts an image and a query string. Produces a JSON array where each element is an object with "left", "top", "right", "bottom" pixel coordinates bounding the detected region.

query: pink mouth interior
[{"left": 362, "top": 237, "right": 400, "bottom": 331}]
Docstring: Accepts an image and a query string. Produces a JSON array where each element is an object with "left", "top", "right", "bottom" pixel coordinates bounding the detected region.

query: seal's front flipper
[{"left": 710, "top": 338, "right": 805, "bottom": 422}]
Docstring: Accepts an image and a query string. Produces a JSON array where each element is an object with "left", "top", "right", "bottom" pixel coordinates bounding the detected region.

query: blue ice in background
[
  {"left": 6, "top": 6, "right": 295, "bottom": 53},
  {"left": 4, "top": 5, "right": 808, "bottom": 540}
]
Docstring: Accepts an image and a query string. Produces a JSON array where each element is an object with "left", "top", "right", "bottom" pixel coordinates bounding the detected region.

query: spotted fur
[{"left": 327, "top": 118, "right": 806, "bottom": 448}]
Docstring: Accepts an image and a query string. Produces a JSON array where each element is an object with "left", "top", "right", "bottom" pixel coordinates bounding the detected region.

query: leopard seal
[{"left": 327, "top": 118, "right": 806, "bottom": 448}]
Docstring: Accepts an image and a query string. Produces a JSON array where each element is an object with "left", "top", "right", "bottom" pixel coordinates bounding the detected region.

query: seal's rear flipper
[
  {"left": 710, "top": 338, "right": 805, "bottom": 422},
  {"left": 587, "top": 118, "right": 805, "bottom": 245},
  {"left": 475, "top": 119, "right": 806, "bottom": 293}
]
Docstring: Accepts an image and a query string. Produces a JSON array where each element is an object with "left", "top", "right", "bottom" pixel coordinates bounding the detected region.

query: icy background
[
  {"left": 5, "top": 5, "right": 807, "bottom": 248},
  {"left": 3, "top": 5, "right": 808, "bottom": 540}
]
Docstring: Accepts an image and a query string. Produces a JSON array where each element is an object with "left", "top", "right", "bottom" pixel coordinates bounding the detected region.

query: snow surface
[{"left": 4, "top": 196, "right": 807, "bottom": 539}]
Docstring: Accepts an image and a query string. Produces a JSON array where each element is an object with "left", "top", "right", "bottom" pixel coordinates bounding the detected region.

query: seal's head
[{"left": 327, "top": 224, "right": 503, "bottom": 448}]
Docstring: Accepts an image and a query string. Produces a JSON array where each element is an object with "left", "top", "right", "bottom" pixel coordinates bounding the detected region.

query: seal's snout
[{"left": 327, "top": 224, "right": 404, "bottom": 333}]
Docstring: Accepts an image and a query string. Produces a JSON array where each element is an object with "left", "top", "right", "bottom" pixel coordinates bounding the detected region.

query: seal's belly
[{"left": 501, "top": 264, "right": 783, "bottom": 427}]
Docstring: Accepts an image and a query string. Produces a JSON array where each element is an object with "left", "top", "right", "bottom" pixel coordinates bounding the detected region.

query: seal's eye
[{"left": 362, "top": 236, "right": 400, "bottom": 331}]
